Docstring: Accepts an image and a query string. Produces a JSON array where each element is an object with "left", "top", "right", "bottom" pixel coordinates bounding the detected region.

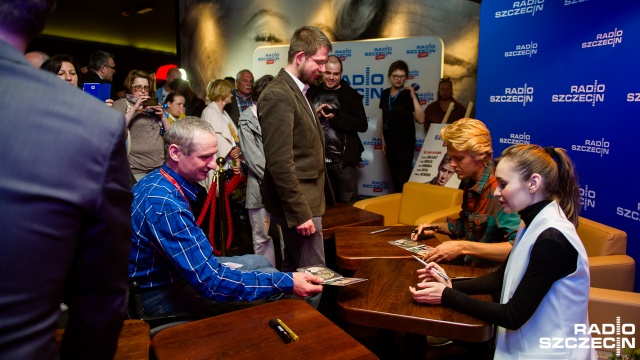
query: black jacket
[{"left": 307, "top": 80, "right": 368, "bottom": 167}]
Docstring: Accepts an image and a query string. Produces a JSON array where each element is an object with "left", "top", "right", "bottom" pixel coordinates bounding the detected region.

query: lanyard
[
  {"left": 159, "top": 167, "right": 191, "bottom": 210},
  {"left": 388, "top": 87, "right": 404, "bottom": 110}
]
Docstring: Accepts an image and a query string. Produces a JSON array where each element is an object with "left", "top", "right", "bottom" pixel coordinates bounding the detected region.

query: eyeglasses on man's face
[
  {"left": 132, "top": 85, "right": 150, "bottom": 91},
  {"left": 391, "top": 74, "right": 406, "bottom": 80},
  {"left": 104, "top": 64, "right": 116, "bottom": 70},
  {"left": 306, "top": 55, "right": 328, "bottom": 66}
]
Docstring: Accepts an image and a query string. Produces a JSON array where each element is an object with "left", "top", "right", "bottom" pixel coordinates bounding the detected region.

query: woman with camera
[{"left": 113, "top": 70, "right": 169, "bottom": 181}]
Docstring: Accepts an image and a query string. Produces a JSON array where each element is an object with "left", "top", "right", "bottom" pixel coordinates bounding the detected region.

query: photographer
[
  {"left": 307, "top": 55, "right": 368, "bottom": 204},
  {"left": 113, "top": 70, "right": 169, "bottom": 181}
]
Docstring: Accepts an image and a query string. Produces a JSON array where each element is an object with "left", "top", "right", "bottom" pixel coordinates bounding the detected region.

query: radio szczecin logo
[
  {"left": 540, "top": 317, "right": 635, "bottom": 358},
  {"left": 571, "top": 138, "right": 610, "bottom": 158},
  {"left": 552, "top": 80, "right": 605, "bottom": 107},
  {"left": 504, "top": 41, "right": 538, "bottom": 58},
  {"left": 579, "top": 185, "right": 596, "bottom": 211},
  {"left": 490, "top": 84, "right": 533, "bottom": 106},
  {"left": 500, "top": 132, "right": 531, "bottom": 145},
  {"left": 495, "top": 0, "right": 544, "bottom": 18},
  {"left": 582, "top": 28, "right": 623, "bottom": 49}
]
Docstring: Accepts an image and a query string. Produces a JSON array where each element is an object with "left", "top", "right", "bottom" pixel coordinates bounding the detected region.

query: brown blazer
[{"left": 258, "top": 68, "right": 332, "bottom": 228}]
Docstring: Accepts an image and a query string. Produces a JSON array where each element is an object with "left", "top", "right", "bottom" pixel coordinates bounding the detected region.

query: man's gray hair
[
  {"left": 235, "top": 69, "right": 253, "bottom": 82},
  {"left": 164, "top": 116, "right": 215, "bottom": 159}
]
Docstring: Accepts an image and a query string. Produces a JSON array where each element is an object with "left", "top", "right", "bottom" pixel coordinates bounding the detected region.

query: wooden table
[
  {"left": 322, "top": 204, "right": 384, "bottom": 240},
  {"left": 55, "top": 319, "right": 150, "bottom": 359},
  {"left": 152, "top": 299, "right": 377, "bottom": 360},
  {"left": 338, "top": 258, "right": 493, "bottom": 343},
  {"left": 335, "top": 226, "right": 446, "bottom": 271}
]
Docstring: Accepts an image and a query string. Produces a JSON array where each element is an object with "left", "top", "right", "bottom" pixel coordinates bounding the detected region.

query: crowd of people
[{"left": 1, "top": 1, "right": 595, "bottom": 358}]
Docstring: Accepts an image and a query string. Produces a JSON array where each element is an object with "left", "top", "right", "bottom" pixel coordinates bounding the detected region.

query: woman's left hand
[{"left": 409, "top": 281, "right": 446, "bottom": 304}]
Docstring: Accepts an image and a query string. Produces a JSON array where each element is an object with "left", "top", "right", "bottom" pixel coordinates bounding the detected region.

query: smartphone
[{"left": 142, "top": 97, "right": 158, "bottom": 107}]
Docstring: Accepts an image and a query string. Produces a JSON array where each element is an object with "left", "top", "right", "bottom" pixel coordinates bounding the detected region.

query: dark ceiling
[{"left": 42, "top": 0, "right": 178, "bottom": 54}]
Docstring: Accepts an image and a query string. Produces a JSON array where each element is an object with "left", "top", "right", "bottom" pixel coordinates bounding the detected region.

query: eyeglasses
[
  {"left": 104, "top": 64, "right": 116, "bottom": 70},
  {"left": 306, "top": 55, "right": 328, "bottom": 66},
  {"left": 131, "top": 85, "right": 150, "bottom": 91},
  {"left": 391, "top": 75, "right": 406, "bottom": 80}
]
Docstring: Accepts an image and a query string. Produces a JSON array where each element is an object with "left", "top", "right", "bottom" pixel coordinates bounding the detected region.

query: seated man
[
  {"left": 129, "top": 117, "right": 323, "bottom": 317},
  {"left": 413, "top": 118, "right": 520, "bottom": 268}
]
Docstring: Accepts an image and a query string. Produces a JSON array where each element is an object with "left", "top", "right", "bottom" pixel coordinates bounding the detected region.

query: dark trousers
[
  {"left": 385, "top": 145, "right": 414, "bottom": 193},
  {"left": 326, "top": 162, "right": 358, "bottom": 205}
]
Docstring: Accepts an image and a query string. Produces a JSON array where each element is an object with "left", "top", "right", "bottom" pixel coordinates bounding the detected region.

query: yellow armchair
[
  {"left": 577, "top": 216, "right": 635, "bottom": 291},
  {"left": 353, "top": 182, "right": 463, "bottom": 226},
  {"left": 588, "top": 287, "right": 640, "bottom": 343}
]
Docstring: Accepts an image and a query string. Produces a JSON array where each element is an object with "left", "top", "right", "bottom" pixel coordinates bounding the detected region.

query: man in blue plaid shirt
[{"left": 129, "top": 117, "right": 323, "bottom": 317}]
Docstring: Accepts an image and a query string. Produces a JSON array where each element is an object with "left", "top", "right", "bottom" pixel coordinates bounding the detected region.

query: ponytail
[
  {"left": 499, "top": 144, "right": 580, "bottom": 227},
  {"left": 550, "top": 147, "right": 580, "bottom": 227}
]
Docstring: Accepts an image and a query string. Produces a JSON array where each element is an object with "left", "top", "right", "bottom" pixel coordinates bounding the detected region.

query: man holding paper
[{"left": 129, "top": 117, "right": 323, "bottom": 318}]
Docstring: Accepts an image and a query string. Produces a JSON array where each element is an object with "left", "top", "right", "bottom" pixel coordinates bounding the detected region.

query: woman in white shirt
[{"left": 200, "top": 79, "right": 242, "bottom": 191}]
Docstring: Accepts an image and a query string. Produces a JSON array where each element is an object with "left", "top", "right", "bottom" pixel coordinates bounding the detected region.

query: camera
[{"left": 323, "top": 107, "right": 339, "bottom": 115}]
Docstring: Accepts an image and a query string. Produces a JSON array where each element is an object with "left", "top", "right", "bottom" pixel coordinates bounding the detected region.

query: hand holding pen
[
  {"left": 412, "top": 255, "right": 451, "bottom": 284},
  {"left": 410, "top": 224, "right": 439, "bottom": 240},
  {"left": 409, "top": 256, "right": 451, "bottom": 304}
]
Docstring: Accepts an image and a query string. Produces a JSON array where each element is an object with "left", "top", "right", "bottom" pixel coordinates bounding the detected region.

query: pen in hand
[{"left": 411, "top": 255, "right": 450, "bottom": 281}]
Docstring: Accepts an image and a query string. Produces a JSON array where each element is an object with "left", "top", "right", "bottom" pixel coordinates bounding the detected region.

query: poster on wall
[
  {"left": 253, "top": 36, "right": 443, "bottom": 196},
  {"left": 408, "top": 124, "right": 460, "bottom": 189}
]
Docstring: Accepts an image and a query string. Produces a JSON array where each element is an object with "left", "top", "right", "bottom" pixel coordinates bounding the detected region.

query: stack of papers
[
  {"left": 388, "top": 238, "right": 435, "bottom": 256},
  {"left": 297, "top": 265, "right": 367, "bottom": 286}
]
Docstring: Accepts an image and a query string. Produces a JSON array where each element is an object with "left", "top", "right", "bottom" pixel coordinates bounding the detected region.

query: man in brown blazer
[{"left": 258, "top": 26, "right": 333, "bottom": 272}]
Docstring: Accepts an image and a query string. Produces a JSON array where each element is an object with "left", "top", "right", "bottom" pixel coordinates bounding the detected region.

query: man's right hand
[
  {"left": 296, "top": 219, "right": 316, "bottom": 236},
  {"left": 292, "top": 272, "right": 323, "bottom": 298}
]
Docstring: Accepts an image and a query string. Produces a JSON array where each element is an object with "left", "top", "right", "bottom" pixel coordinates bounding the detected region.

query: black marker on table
[{"left": 269, "top": 319, "right": 291, "bottom": 343}]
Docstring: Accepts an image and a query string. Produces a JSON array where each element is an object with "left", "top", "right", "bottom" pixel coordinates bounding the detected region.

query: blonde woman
[
  {"left": 200, "top": 79, "right": 242, "bottom": 191},
  {"left": 412, "top": 118, "right": 520, "bottom": 269}
]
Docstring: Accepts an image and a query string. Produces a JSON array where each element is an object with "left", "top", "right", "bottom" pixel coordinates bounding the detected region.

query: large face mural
[{"left": 179, "top": 0, "right": 479, "bottom": 107}]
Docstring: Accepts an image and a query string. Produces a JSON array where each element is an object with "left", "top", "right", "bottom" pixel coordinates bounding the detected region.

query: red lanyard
[{"left": 159, "top": 167, "right": 190, "bottom": 210}]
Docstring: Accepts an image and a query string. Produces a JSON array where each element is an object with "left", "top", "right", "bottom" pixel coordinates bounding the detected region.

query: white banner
[{"left": 253, "top": 36, "right": 443, "bottom": 196}]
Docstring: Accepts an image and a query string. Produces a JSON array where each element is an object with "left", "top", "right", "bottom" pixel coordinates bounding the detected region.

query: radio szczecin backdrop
[{"left": 476, "top": 0, "right": 640, "bottom": 291}]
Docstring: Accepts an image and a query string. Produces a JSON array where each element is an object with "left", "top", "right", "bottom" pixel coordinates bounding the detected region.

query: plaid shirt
[
  {"left": 129, "top": 164, "right": 293, "bottom": 301},
  {"left": 448, "top": 162, "right": 520, "bottom": 266},
  {"left": 232, "top": 89, "right": 254, "bottom": 112}
]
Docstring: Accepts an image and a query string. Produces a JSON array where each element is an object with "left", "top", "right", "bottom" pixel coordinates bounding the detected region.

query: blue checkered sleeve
[{"left": 130, "top": 171, "right": 293, "bottom": 301}]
